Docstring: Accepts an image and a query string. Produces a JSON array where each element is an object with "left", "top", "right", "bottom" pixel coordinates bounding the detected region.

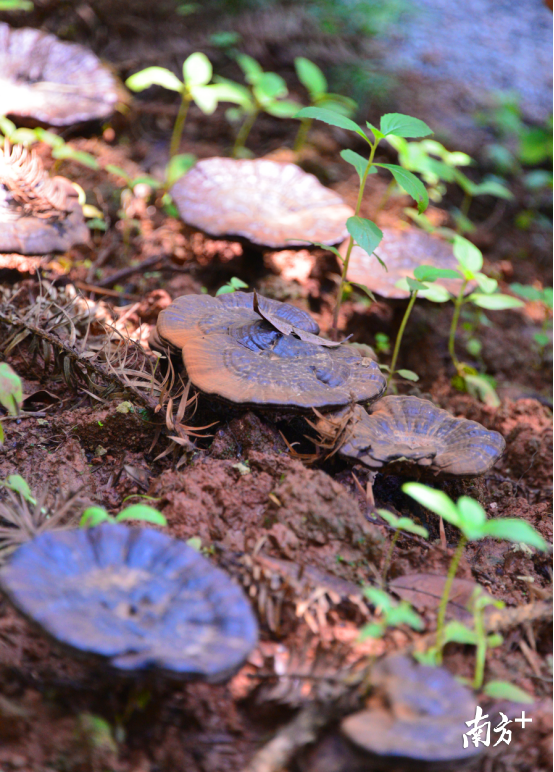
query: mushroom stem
[
  {"left": 233, "top": 108, "right": 260, "bottom": 158},
  {"left": 332, "top": 142, "right": 378, "bottom": 337},
  {"left": 169, "top": 92, "right": 191, "bottom": 158},
  {"left": 436, "top": 534, "right": 467, "bottom": 662},
  {"left": 448, "top": 279, "right": 469, "bottom": 373},
  {"left": 386, "top": 290, "right": 418, "bottom": 390}
]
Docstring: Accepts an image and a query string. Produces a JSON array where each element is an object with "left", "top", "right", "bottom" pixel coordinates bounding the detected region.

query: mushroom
[
  {"left": 340, "top": 655, "right": 482, "bottom": 769},
  {"left": 154, "top": 291, "right": 386, "bottom": 410},
  {"left": 344, "top": 226, "right": 472, "bottom": 300},
  {"left": 170, "top": 158, "right": 354, "bottom": 249},
  {"left": 0, "top": 523, "right": 258, "bottom": 682},
  {"left": 0, "top": 141, "right": 90, "bottom": 254},
  {"left": 312, "top": 395, "right": 505, "bottom": 476},
  {"left": 0, "top": 23, "right": 119, "bottom": 126}
]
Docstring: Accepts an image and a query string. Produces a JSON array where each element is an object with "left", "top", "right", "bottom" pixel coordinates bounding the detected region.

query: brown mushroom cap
[
  {"left": 0, "top": 143, "right": 90, "bottom": 254},
  {"left": 170, "top": 158, "right": 354, "bottom": 249},
  {"left": 155, "top": 291, "right": 386, "bottom": 410},
  {"left": 344, "top": 226, "right": 472, "bottom": 300},
  {"left": 315, "top": 396, "right": 505, "bottom": 475},
  {"left": 0, "top": 23, "right": 119, "bottom": 126}
]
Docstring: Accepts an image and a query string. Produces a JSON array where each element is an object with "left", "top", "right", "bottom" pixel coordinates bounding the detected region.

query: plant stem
[
  {"left": 381, "top": 529, "right": 400, "bottom": 585},
  {"left": 448, "top": 279, "right": 468, "bottom": 373},
  {"left": 375, "top": 178, "right": 396, "bottom": 214},
  {"left": 332, "top": 142, "right": 378, "bottom": 337},
  {"left": 473, "top": 604, "right": 486, "bottom": 689},
  {"left": 387, "top": 290, "right": 417, "bottom": 390},
  {"left": 436, "top": 534, "right": 467, "bottom": 663},
  {"left": 293, "top": 117, "right": 313, "bottom": 153},
  {"left": 170, "top": 91, "right": 191, "bottom": 159},
  {"left": 233, "top": 108, "right": 259, "bottom": 158}
]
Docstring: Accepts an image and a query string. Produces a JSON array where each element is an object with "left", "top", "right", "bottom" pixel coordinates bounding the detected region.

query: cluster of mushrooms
[{"left": 0, "top": 22, "right": 509, "bottom": 769}]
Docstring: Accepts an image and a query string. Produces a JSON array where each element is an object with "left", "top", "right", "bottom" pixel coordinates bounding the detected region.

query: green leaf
[
  {"left": 348, "top": 281, "right": 376, "bottom": 303},
  {"left": 464, "top": 374, "right": 501, "bottom": 408},
  {"left": 346, "top": 216, "right": 383, "bottom": 256},
  {"left": 358, "top": 622, "right": 384, "bottom": 640},
  {"left": 316, "top": 93, "right": 357, "bottom": 117},
  {"left": 264, "top": 100, "right": 302, "bottom": 118},
  {"left": 1, "top": 475, "right": 36, "bottom": 504},
  {"left": 186, "top": 536, "right": 203, "bottom": 551},
  {"left": 387, "top": 602, "right": 424, "bottom": 631},
  {"left": 366, "top": 122, "right": 385, "bottom": 141},
  {"left": 457, "top": 496, "right": 487, "bottom": 539},
  {"left": 483, "top": 681, "right": 534, "bottom": 703},
  {"left": 483, "top": 519, "right": 548, "bottom": 551},
  {"left": 126, "top": 66, "right": 183, "bottom": 93},
  {"left": 474, "top": 273, "right": 498, "bottom": 294},
  {"left": 377, "top": 509, "right": 400, "bottom": 527},
  {"left": 105, "top": 164, "right": 132, "bottom": 183},
  {"left": 397, "top": 369, "right": 419, "bottom": 382},
  {"left": 190, "top": 84, "right": 219, "bottom": 114},
  {"left": 0, "top": 363, "right": 23, "bottom": 416},
  {"left": 405, "top": 277, "right": 428, "bottom": 291},
  {"left": 183, "top": 52, "right": 212, "bottom": 87},
  {"left": 471, "top": 180, "right": 513, "bottom": 200},
  {"left": 33, "top": 128, "right": 64, "bottom": 148},
  {"left": 80, "top": 507, "right": 112, "bottom": 528},
  {"left": 294, "top": 57, "right": 327, "bottom": 97},
  {"left": 364, "top": 587, "right": 394, "bottom": 611},
  {"left": 395, "top": 518, "right": 428, "bottom": 538},
  {"left": 402, "top": 483, "right": 460, "bottom": 526},
  {"left": 253, "top": 72, "right": 288, "bottom": 103},
  {"left": 443, "top": 620, "right": 479, "bottom": 645},
  {"left": 51, "top": 146, "right": 99, "bottom": 170},
  {"left": 295, "top": 107, "right": 366, "bottom": 139},
  {"left": 380, "top": 113, "right": 433, "bottom": 139},
  {"left": 212, "top": 80, "right": 253, "bottom": 109},
  {"left": 419, "top": 284, "right": 452, "bottom": 303},
  {"left": 469, "top": 293, "right": 524, "bottom": 310},
  {"left": 340, "top": 149, "right": 375, "bottom": 184},
  {"left": 374, "top": 163, "right": 429, "bottom": 213},
  {"left": 236, "top": 53, "right": 263, "bottom": 84},
  {"left": 115, "top": 505, "right": 167, "bottom": 527},
  {"left": 452, "top": 235, "right": 483, "bottom": 274},
  {"left": 413, "top": 265, "right": 460, "bottom": 282},
  {"left": 166, "top": 153, "right": 196, "bottom": 187}
]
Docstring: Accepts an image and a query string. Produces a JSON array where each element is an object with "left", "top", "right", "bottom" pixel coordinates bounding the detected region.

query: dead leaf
[{"left": 390, "top": 573, "right": 492, "bottom": 623}]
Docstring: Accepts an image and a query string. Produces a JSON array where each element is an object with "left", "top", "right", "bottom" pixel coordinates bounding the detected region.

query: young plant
[
  {"left": 377, "top": 508, "right": 428, "bottom": 583},
  {"left": 295, "top": 108, "right": 432, "bottom": 336},
  {"left": 215, "top": 276, "right": 249, "bottom": 296},
  {"left": 0, "top": 118, "right": 99, "bottom": 171},
  {"left": 80, "top": 504, "right": 167, "bottom": 528},
  {"left": 510, "top": 282, "right": 553, "bottom": 354},
  {"left": 360, "top": 587, "right": 423, "bottom": 640},
  {"left": 0, "top": 362, "right": 23, "bottom": 446},
  {"left": 126, "top": 53, "right": 225, "bottom": 158},
  {"left": 217, "top": 54, "right": 300, "bottom": 158},
  {"left": 403, "top": 482, "right": 548, "bottom": 662},
  {"left": 0, "top": 475, "right": 36, "bottom": 505},
  {"left": 293, "top": 57, "right": 357, "bottom": 152},
  {"left": 0, "top": 0, "right": 33, "bottom": 10}
]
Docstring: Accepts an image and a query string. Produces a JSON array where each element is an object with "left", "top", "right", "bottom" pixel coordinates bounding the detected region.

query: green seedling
[
  {"left": 215, "top": 276, "right": 249, "bottom": 296},
  {"left": 510, "top": 282, "right": 553, "bottom": 354},
  {"left": 295, "top": 108, "right": 433, "bottom": 336},
  {"left": 0, "top": 475, "right": 37, "bottom": 505},
  {"left": 0, "top": 362, "right": 23, "bottom": 446},
  {"left": 0, "top": 0, "right": 33, "bottom": 10},
  {"left": 374, "top": 332, "right": 390, "bottom": 355},
  {"left": 360, "top": 587, "right": 423, "bottom": 640},
  {"left": 377, "top": 508, "right": 428, "bottom": 583},
  {"left": 126, "top": 53, "right": 229, "bottom": 158},
  {"left": 216, "top": 54, "right": 300, "bottom": 157},
  {"left": 293, "top": 57, "right": 357, "bottom": 152},
  {"left": 0, "top": 119, "right": 99, "bottom": 171},
  {"left": 80, "top": 504, "right": 167, "bottom": 528},
  {"left": 403, "top": 482, "right": 548, "bottom": 663},
  {"left": 482, "top": 680, "right": 534, "bottom": 703}
]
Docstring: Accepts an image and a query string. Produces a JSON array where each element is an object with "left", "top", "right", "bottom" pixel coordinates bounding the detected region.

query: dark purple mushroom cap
[
  {"left": 0, "top": 23, "right": 119, "bottom": 126},
  {"left": 317, "top": 396, "right": 505, "bottom": 475},
  {"left": 0, "top": 143, "right": 90, "bottom": 254},
  {"left": 0, "top": 524, "right": 258, "bottom": 682},
  {"left": 344, "top": 226, "right": 473, "bottom": 300},
  {"left": 155, "top": 291, "right": 386, "bottom": 410},
  {"left": 170, "top": 158, "right": 354, "bottom": 249},
  {"left": 341, "top": 655, "right": 481, "bottom": 768}
]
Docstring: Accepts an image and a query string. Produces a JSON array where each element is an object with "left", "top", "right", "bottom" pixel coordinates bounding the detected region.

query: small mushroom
[
  {"left": 313, "top": 396, "right": 505, "bottom": 475},
  {"left": 0, "top": 142, "right": 90, "bottom": 254},
  {"left": 344, "top": 226, "right": 472, "bottom": 300},
  {"left": 155, "top": 291, "right": 386, "bottom": 410},
  {"left": 340, "top": 655, "right": 482, "bottom": 769},
  {"left": 170, "top": 158, "right": 354, "bottom": 249},
  {"left": 0, "top": 523, "right": 258, "bottom": 682},
  {"left": 0, "top": 23, "right": 119, "bottom": 126}
]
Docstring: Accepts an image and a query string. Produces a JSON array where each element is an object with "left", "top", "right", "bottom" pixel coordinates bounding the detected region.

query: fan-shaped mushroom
[
  {"left": 344, "top": 226, "right": 472, "bottom": 300},
  {"left": 313, "top": 396, "right": 505, "bottom": 475},
  {"left": 0, "top": 523, "right": 258, "bottom": 682},
  {"left": 0, "top": 23, "right": 119, "bottom": 126},
  {"left": 340, "top": 655, "right": 481, "bottom": 769},
  {"left": 154, "top": 291, "right": 386, "bottom": 410},
  {"left": 170, "top": 158, "right": 354, "bottom": 249},
  {"left": 0, "top": 142, "right": 90, "bottom": 254}
]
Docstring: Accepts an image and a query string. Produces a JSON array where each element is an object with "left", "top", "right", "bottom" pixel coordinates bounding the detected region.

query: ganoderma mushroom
[
  {"left": 0, "top": 523, "right": 258, "bottom": 682},
  {"left": 339, "top": 655, "right": 482, "bottom": 770},
  {"left": 313, "top": 395, "right": 505, "bottom": 476},
  {"left": 154, "top": 291, "right": 386, "bottom": 410},
  {"left": 0, "top": 142, "right": 90, "bottom": 254},
  {"left": 170, "top": 158, "right": 354, "bottom": 249},
  {"left": 0, "top": 23, "right": 119, "bottom": 126},
  {"left": 344, "top": 226, "right": 472, "bottom": 300}
]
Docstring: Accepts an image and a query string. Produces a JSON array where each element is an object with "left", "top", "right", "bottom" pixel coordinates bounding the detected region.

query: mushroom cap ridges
[
  {"left": 170, "top": 157, "right": 354, "bottom": 248},
  {"left": 156, "top": 292, "right": 386, "bottom": 410},
  {"left": 0, "top": 524, "right": 258, "bottom": 682},
  {"left": 322, "top": 396, "right": 505, "bottom": 475},
  {"left": 345, "top": 226, "right": 471, "bottom": 300},
  {"left": 0, "top": 23, "right": 118, "bottom": 125}
]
